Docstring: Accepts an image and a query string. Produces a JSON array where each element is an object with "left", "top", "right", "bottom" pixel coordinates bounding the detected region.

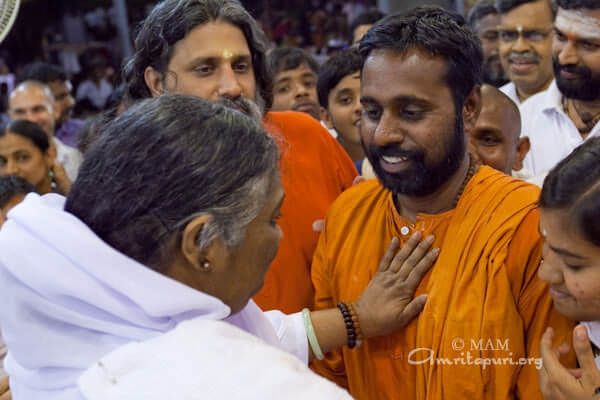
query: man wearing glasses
[
  {"left": 519, "top": 0, "right": 600, "bottom": 177},
  {"left": 496, "top": 0, "right": 556, "bottom": 105}
]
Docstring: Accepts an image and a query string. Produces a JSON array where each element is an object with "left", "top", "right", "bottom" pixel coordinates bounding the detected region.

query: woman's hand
[
  {"left": 51, "top": 161, "right": 72, "bottom": 195},
  {"left": 539, "top": 325, "right": 600, "bottom": 400},
  {"left": 0, "top": 376, "right": 11, "bottom": 400},
  {"left": 353, "top": 232, "right": 439, "bottom": 339}
]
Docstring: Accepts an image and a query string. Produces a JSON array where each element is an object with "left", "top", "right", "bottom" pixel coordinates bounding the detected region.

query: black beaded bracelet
[{"left": 337, "top": 302, "right": 357, "bottom": 349}]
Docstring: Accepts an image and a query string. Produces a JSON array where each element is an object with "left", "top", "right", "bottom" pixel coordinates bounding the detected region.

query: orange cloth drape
[
  {"left": 311, "top": 166, "right": 575, "bottom": 399},
  {"left": 253, "top": 111, "right": 357, "bottom": 314}
]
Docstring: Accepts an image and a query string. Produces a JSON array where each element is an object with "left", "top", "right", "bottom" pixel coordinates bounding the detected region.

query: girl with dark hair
[
  {"left": 0, "top": 120, "right": 71, "bottom": 194},
  {"left": 537, "top": 137, "right": 600, "bottom": 399}
]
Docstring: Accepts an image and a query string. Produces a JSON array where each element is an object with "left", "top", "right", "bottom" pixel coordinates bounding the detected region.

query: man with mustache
[
  {"left": 496, "top": 0, "right": 555, "bottom": 105},
  {"left": 468, "top": 0, "right": 510, "bottom": 87},
  {"left": 310, "top": 6, "right": 574, "bottom": 399},
  {"left": 519, "top": 0, "right": 600, "bottom": 176},
  {"left": 122, "top": 0, "right": 357, "bottom": 314}
]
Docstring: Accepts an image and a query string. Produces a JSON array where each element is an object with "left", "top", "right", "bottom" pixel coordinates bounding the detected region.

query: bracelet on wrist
[{"left": 302, "top": 308, "right": 324, "bottom": 360}]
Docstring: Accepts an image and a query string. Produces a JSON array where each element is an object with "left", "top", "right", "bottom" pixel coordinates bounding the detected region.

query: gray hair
[{"left": 65, "top": 95, "right": 279, "bottom": 270}]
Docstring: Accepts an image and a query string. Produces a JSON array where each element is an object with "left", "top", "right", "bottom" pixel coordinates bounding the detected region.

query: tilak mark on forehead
[{"left": 555, "top": 9, "right": 600, "bottom": 41}]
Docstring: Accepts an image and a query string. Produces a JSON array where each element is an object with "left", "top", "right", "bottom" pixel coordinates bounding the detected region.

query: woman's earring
[
  {"left": 48, "top": 169, "right": 57, "bottom": 190},
  {"left": 194, "top": 261, "right": 211, "bottom": 272}
]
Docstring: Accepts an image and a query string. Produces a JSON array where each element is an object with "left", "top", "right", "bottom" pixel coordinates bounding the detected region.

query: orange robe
[
  {"left": 311, "top": 166, "right": 575, "bottom": 399},
  {"left": 253, "top": 111, "right": 357, "bottom": 313}
]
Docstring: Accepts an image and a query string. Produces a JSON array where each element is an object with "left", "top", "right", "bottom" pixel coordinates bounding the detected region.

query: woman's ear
[
  {"left": 144, "top": 66, "right": 165, "bottom": 98},
  {"left": 181, "top": 215, "right": 226, "bottom": 272}
]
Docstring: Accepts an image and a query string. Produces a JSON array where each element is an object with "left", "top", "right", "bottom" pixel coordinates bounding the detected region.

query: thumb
[
  {"left": 398, "top": 294, "right": 427, "bottom": 326},
  {"left": 312, "top": 219, "right": 325, "bottom": 233},
  {"left": 573, "top": 325, "right": 598, "bottom": 375}
]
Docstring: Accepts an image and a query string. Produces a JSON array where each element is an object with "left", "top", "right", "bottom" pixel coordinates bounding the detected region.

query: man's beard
[
  {"left": 217, "top": 90, "right": 265, "bottom": 123},
  {"left": 482, "top": 55, "right": 509, "bottom": 88},
  {"left": 363, "top": 110, "right": 466, "bottom": 197},
  {"left": 554, "top": 57, "right": 600, "bottom": 102}
]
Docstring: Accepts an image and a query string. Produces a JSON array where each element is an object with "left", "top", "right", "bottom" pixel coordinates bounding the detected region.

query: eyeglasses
[{"left": 499, "top": 29, "right": 552, "bottom": 43}]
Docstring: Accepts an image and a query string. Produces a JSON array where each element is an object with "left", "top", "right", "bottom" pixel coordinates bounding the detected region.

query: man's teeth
[{"left": 382, "top": 156, "right": 408, "bottom": 164}]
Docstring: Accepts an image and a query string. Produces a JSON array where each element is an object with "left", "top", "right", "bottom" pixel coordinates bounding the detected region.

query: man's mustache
[{"left": 506, "top": 52, "right": 539, "bottom": 63}]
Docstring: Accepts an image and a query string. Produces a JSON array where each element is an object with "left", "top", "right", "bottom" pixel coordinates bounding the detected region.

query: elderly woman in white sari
[{"left": 0, "top": 95, "right": 439, "bottom": 399}]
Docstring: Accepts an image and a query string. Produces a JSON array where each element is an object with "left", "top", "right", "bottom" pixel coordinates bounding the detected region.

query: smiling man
[
  {"left": 496, "top": 0, "right": 556, "bottom": 105},
  {"left": 122, "top": 0, "right": 357, "bottom": 315},
  {"left": 520, "top": 0, "right": 600, "bottom": 176},
  {"left": 311, "top": 6, "right": 574, "bottom": 399}
]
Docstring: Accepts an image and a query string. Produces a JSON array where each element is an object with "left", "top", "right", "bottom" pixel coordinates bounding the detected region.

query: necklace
[
  {"left": 453, "top": 156, "right": 478, "bottom": 209},
  {"left": 562, "top": 96, "right": 600, "bottom": 135}
]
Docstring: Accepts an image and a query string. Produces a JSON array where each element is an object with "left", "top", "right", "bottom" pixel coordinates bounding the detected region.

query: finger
[
  {"left": 567, "top": 368, "right": 583, "bottom": 379},
  {"left": 540, "top": 327, "right": 577, "bottom": 384},
  {"left": 397, "top": 294, "right": 427, "bottom": 326},
  {"left": 352, "top": 176, "right": 365, "bottom": 186},
  {"left": 377, "top": 237, "right": 400, "bottom": 272},
  {"left": 312, "top": 219, "right": 325, "bottom": 233},
  {"left": 0, "top": 391, "right": 10, "bottom": 400},
  {"left": 572, "top": 325, "right": 599, "bottom": 382},
  {"left": 404, "top": 247, "right": 440, "bottom": 291},
  {"left": 396, "top": 235, "right": 435, "bottom": 279},
  {"left": 389, "top": 231, "right": 422, "bottom": 273}
]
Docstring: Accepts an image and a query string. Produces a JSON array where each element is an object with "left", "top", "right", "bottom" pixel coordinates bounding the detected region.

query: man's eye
[
  {"left": 401, "top": 107, "right": 424, "bottom": 121},
  {"left": 194, "top": 65, "right": 214, "bottom": 75},
  {"left": 339, "top": 96, "right": 352, "bottom": 105},
  {"left": 234, "top": 62, "right": 250, "bottom": 72},
  {"left": 16, "top": 154, "right": 30, "bottom": 162},
  {"left": 363, "top": 107, "right": 381, "bottom": 121},
  {"left": 581, "top": 41, "right": 600, "bottom": 51},
  {"left": 500, "top": 30, "right": 518, "bottom": 42},
  {"left": 304, "top": 80, "right": 316, "bottom": 88},
  {"left": 554, "top": 31, "right": 567, "bottom": 42},
  {"left": 479, "top": 135, "right": 500, "bottom": 146},
  {"left": 276, "top": 86, "right": 289, "bottom": 94}
]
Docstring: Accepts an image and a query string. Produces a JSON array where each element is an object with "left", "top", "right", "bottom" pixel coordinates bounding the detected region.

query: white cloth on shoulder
[
  {"left": 0, "top": 193, "right": 307, "bottom": 400},
  {"left": 79, "top": 318, "right": 350, "bottom": 400}
]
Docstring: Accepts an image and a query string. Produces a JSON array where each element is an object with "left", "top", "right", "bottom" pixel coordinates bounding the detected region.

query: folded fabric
[{"left": 79, "top": 318, "right": 351, "bottom": 399}]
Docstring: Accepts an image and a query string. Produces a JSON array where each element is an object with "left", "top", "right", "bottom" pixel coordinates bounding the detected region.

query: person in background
[
  {"left": 0, "top": 95, "right": 436, "bottom": 399},
  {"left": 8, "top": 82, "right": 82, "bottom": 181},
  {"left": 310, "top": 7, "right": 574, "bottom": 399},
  {"left": 349, "top": 9, "right": 385, "bottom": 44},
  {"left": 123, "top": 0, "right": 357, "bottom": 314},
  {"left": 0, "top": 120, "right": 71, "bottom": 195},
  {"left": 468, "top": 0, "right": 509, "bottom": 87},
  {"left": 268, "top": 47, "right": 321, "bottom": 120},
  {"left": 468, "top": 84, "right": 530, "bottom": 176},
  {"left": 19, "top": 62, "right": 84, "bottom": 148},
  {"left": 520, "top": 0, "right": 600, "bottom": 177},
  {"left": 0, "top": 174, "right": 35, "bottom": 228},
  {"left": 317, "top": 48, "right": 363, "bottom": 166},
  {"left": 536, "top": 137, "right": 600, "bottom": 400},
  {"left": 496, "top": 0, "right": 555, "bottom": 105},
  {"left": 76, "top": 60, "right": 114, "bottom": 111}
]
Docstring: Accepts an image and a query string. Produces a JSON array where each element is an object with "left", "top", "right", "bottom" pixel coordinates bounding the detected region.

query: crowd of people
[{"left": 1, "top": 0, "right": 600, "bottom": 399}]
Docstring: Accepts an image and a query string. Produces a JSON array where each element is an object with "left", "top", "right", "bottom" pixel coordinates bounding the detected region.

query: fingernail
[
  {"left": 576, "top": 327, "right": 587, "bottom": 340},
  {"left": 434, "top": 248, "right": 441, "bottom": 254}
]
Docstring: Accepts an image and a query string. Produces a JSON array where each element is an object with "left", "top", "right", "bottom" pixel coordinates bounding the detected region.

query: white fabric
[
  {"left": 512, "top": 168, "right": 547, "bottom": 187},
  {"left": 320, "top": 120, "right": 338, "bottom": 138},
  {"left": 500, "top": 82, "right": 521, "bottom": 106},
  {"left": 76, "top": 79, "right": 113, "bottom": 109},
  {"left": 78, "top": 318, "right": 350, "bottom": 400},
  {"left": 53, "top": 137, "right": 82, "bottom": 182},
  {"left": 519, "top": 81, "right": 600, "bottom": 176},
  {"left": 0, "top": 193, "right": 307, "bottom": 400},
  {"left": 582, "top": 321, "right": 600, "bottom": 369}
]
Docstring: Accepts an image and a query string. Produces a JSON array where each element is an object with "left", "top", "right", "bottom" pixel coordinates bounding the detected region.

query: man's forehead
[
  {"left": 555, "top": 8, "right": 600, "bottom": 41},
  {"left": 10, "top": 88, "right": 52, "bottom": 108},
  {"left": 275, "top": 64, "right": 317, "bottom": 80}
]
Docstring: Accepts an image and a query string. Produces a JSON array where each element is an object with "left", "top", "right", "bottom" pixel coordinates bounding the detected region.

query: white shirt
[
  {"left": 76, "top": 79, "right": 113, "bottom": 109},
  {"left": 520, "top": 81, "right": 600, "bottom": 176},
  {"left": 54, "top": 138, "right": 83, "bottom": 182},
  {"left": 500, "top": 82, "right": 521, "bottom": 106}
]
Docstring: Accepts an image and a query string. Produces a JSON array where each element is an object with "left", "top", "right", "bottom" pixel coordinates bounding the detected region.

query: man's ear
[
  {"left": 320, "top": 106, "right": 334, "bottom": 129},
  {"left": 144, "top": 66, "right": 165, "bottom": 98},
  {"left": 462, "top": 85, "right": 482, "bottom": 134},
  {"left": 512, "top": 136, "right": 531, "bottom": 172}
]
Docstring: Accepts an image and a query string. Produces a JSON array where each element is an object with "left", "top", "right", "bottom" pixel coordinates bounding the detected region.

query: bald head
[
  {"left": 469, "top": 84, "right": 529, "bottom": 174},
  {"left": 8, "top": 81, "right": 58, "bottom": 137}
]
